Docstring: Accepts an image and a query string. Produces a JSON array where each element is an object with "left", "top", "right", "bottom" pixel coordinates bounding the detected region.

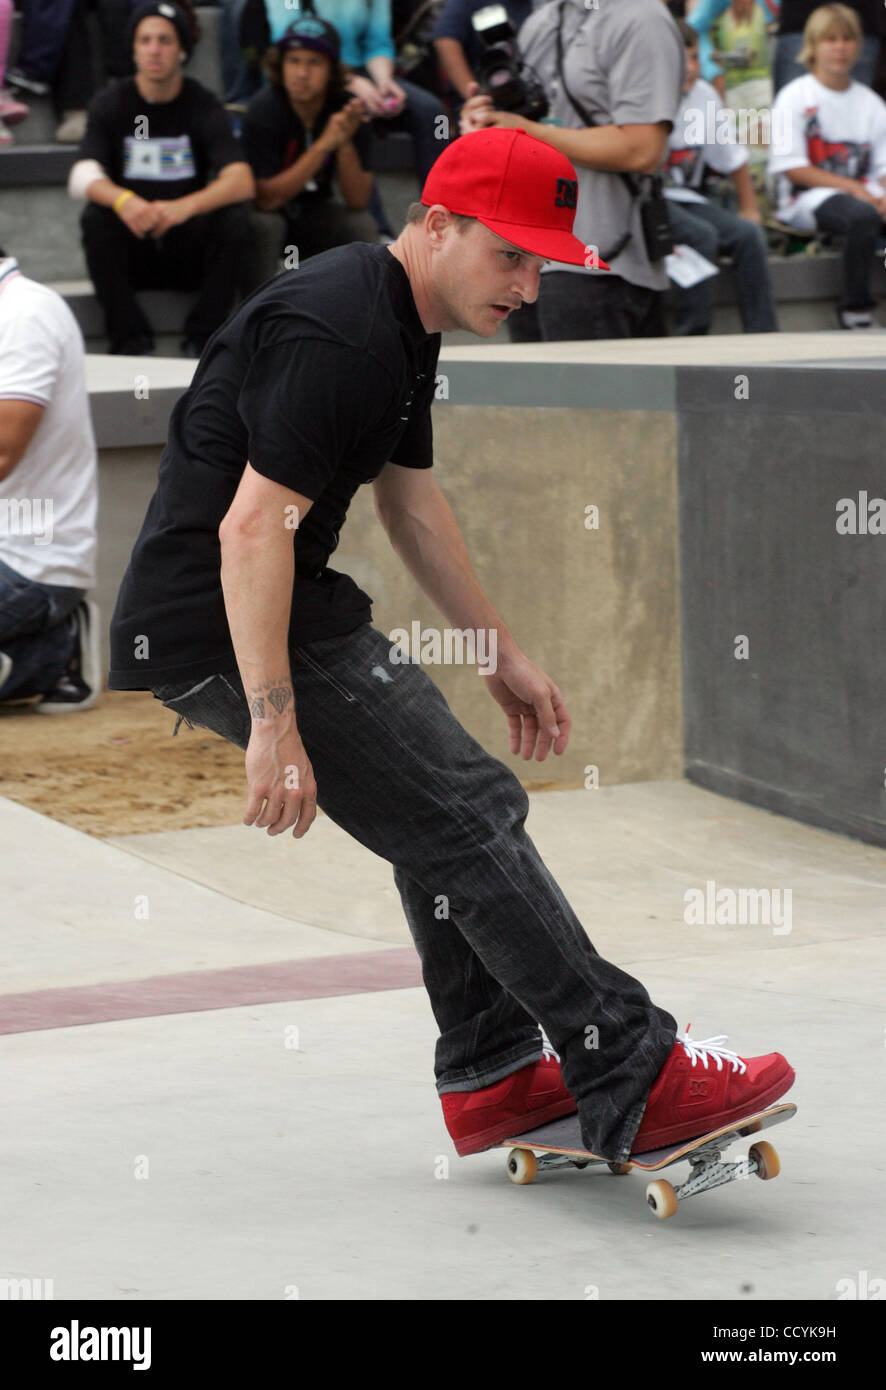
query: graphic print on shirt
[
  {"left": 123, "top": 134, "right": 197, "bottom": 181},
  {"left": 664, "top": 145, "right": 704, "bottom": 189},
  {"left": 805, "top": 108, "right": 871, "bottom": 180}
]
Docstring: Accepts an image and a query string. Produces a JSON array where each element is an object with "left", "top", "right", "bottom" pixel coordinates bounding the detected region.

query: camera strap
[{"left": 553, "top": 0, "right": 640, "bottom": 264}]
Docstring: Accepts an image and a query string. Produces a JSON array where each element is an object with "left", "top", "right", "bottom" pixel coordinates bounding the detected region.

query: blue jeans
[
  {"left": 219, "top": 0, "right": 261, "bottom": 105},
  {"left": 774, "top": 32, "right": 880, "bottom": 93},
  {"left": 0, "top": 556, "right": 82, "bottom": 699},
  {"left": 151, "top": 622, "right": 678, "bottom": 1162},
  {"left": 666, "top": 199, "right": 778, "bottom": 334}
]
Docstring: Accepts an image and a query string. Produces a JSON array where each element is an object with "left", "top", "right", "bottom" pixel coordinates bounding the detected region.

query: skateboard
[{"left": 497, "top": 1103, "right": 796, "bottom": 1220}]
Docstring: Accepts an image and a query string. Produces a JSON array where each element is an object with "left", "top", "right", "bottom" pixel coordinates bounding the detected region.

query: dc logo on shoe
[
  {"left": 555, "top": 178, "right": 577, "bottom": 210},
  {"left": 688, "top": 1078, "right": 710, "bottom": 1097}
]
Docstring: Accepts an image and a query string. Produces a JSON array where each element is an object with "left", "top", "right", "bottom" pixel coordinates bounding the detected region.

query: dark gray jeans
[{"left": 152, "top": 622, "right": 677, "bottom": 1161}]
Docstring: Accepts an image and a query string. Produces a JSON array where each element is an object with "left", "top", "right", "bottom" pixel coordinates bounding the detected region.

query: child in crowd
[
  {"left": 665, "top": 20, "right": 778, "bottom": 332},
  {"left": 769, "top": 2, "right": 886, "bottom": 328}
]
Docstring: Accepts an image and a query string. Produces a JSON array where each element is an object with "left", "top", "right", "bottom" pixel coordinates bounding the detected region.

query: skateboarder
[{"left": 108, "top": 128, "right": 795, "bottom": 1163}]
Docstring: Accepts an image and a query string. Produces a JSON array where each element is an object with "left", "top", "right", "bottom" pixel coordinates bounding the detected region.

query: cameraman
[{"left": 460, "top": 0, "right": 685, "bottom": 340}]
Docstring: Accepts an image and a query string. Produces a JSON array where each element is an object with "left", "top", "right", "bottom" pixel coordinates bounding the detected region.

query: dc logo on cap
[
  {"left": 158, "top": 2, "right": 176, "bottom": 16},
  {"left": 555, "top": 178, "right": 577, "bottom": 209}
]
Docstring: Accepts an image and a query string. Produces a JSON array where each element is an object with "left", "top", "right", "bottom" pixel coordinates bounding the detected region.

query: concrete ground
[{"left": 2, "top": 779, "right": 884, "bottom": 1300}]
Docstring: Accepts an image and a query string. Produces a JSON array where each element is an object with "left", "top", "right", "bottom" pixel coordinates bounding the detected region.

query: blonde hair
[{"left": 799, "top": 4, "right": 863, "bottom": 68}]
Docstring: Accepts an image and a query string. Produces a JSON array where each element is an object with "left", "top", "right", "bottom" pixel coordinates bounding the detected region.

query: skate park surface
[
  {"left": 3, "top": 329, "right": 886, "bottom": 1301},
  {"left": 2, "top": 776, "right": 884, "bottom": 1301}
]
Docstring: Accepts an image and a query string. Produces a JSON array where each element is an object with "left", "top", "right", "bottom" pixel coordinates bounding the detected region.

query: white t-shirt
[
  {"left": 769, "top": 73, "right": 886, "bottom": 229},
  {"left": 664, "top": 79, "right": 747, "bottom": 204},
  {"left": 0, "top": 259, "right": 97, "bottom": 588}
]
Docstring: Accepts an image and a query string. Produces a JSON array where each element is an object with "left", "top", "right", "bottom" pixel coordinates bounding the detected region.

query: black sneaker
[
  {"left": 36, "top": 600, "right": 101, "bottom": 714},
  {"left": 6, "top": 67, "right": 50, "bottom": 97}
]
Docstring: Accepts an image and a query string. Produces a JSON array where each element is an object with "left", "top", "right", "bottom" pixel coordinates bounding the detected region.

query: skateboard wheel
[
  {"left": 749, "top": 1140, "right": 780, "bottom": 1180},
  {"left": 608, "top": 1162, "right": 632, "bottom": 1176},
  {"left": 506, "top": 1148, "right": 538, "bottom": 1185},
  {"left": 645, "top": 1179, "right": 678, "bottom": 1219}
]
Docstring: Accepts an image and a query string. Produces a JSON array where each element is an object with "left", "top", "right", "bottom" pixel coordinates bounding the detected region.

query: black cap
[{"left": 129, "top": 1, "right": 194, "bottom": 61}]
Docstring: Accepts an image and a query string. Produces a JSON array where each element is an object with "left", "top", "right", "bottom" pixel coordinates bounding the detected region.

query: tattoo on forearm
[
  {"left": 248, "top": 677, "right": 294, "bottom": 721},
  {"left": 267, "top": 686, "right": 292, "bottom": 715}
]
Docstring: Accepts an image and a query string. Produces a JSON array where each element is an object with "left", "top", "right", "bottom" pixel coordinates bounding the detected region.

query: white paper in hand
[{"left": 665, "top": 244, "right": 721, "bottom": 289}]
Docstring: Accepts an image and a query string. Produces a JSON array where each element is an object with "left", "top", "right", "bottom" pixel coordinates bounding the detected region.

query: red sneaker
[
  {"left": 442, "top": 1045, "right": 577, "bottom": 1156},
  {"left": 632, "top": 1029, "right": 795, "bottom": 1154}
]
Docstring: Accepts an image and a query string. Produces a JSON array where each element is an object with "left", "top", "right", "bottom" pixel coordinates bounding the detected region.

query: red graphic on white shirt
[{"left": 804, "top": 108, "right": 871, "bottom": 180}]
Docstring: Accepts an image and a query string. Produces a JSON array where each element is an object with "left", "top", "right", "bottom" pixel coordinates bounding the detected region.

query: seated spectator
[
  {"left": 772, "top": 0, "right": 879, "bottom": 91},
  {"left": 240, "top": 16, "right": 377, "bottom": 291},
  {"left": 7, "top": 0, "right": 195, "bottom": 142},
  {"left": 769, "top": 2, "right": 886, "bottom": 328},
  {"left": 461, "top": 0, "right": 684, "bottom": 342},
  {"left": 665, "top": 20, "right": 778, "bottom": 332},
  {"left": 241, "top": 0, "right": 449, "bottom": 239},
  {"left": 0, "top": 0, "right": 30, "bottom": 143},
  {"left": 0, "top": 247, "right": 101, "bottom": 715},
  {"left": 68, "top": 0, "right": 254, "bottom": 356},
  {"left": 431, "top": 0, "right": 533, "bottom": 109}
]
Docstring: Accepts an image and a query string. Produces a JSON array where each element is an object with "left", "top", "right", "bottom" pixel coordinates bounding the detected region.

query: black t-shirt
[
  {"left": 242, "top": 86, "right": 372, "bottom": 210},
  {"left": 779, "top": 1, "right": 879, "bottom": 36},
  {"left": 78, "top": 76, "right": 244, "bottom": 201},
  {"left": 108, "top": 242, "right": 441, "bottom": 690}
]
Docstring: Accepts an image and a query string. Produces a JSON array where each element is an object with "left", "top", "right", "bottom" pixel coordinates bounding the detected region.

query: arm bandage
[{"left": 68, "top": 159, "right": 108, "bottom": 200}]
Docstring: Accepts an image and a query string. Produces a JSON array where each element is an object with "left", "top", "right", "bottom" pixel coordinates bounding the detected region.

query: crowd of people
[{"left": 3, "top": 1, "right": 886, "bottom": 711}]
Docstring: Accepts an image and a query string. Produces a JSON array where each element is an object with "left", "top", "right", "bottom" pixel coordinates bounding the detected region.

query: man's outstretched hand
[{"left": 483, "top": 652, "right": 571, "bottom": 761}]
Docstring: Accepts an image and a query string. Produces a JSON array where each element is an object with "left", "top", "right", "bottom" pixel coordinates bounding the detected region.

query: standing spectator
[
  {"left": 240, "top": 16, "right": 376, "bottom": 290},
  {"left": 241, "top": 0, "right": 448, "bottom": 238},
  {"left": 220, "top": 0, "right": 260, "bottom": 104},
  {"left": 664, "top": 20, "right": 778, "bottom": 332},
  {"left": 460, "top": 0, "right": 685, "bottom": 341},
  {"left": 68, "top": 1, "right": 254, "bottom": 356},
  {"left": 773, "top": 0, "right": 879, "bottom": 91},
  {"left": 769, "top": 3, "right": 886, "bottom": 328},
  {"left": 0, "top": 248, "right": 101, "bottom": 714},
  {"left": 714, "top": 0, "right": 775, "bottom": 149},
  {"left": 0, "top": 0, "right": 30, "bottom": 143},
  {"left": 687, "top": 0, "right": 780, "bottom": 95}
]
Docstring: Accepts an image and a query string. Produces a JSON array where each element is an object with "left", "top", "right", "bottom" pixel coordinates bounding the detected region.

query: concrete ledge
[
  {"left": 86, "top": 355, "right": 195, "bottom": 449},
  {"left": 0, "top": 145, "right": 78, "bottom": 185}
]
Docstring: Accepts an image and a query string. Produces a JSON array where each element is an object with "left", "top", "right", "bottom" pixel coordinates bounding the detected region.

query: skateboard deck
[{"left": 498, "top": 1102, "right": 796, "bottom": 1219}]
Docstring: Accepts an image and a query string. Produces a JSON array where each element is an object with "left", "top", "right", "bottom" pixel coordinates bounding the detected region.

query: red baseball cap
[{"left": 420, "top": 127, "right": 609, "bottom": 270}]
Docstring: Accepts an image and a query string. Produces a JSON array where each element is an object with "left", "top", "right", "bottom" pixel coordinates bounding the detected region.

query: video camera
[{"left": 470, "top": 4, "right": 548, "bottom": 122}]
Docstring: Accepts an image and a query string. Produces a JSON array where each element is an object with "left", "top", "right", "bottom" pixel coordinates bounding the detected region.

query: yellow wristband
[{"left": 113, "top": 190, "right": 134, "bottom": 214}]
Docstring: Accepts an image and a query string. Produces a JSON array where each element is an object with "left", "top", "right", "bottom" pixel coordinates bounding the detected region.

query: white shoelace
[
  {"left": 540, "top": 1029, "right": 560, "bottom": 1063},
  {"left": 676, "top": 1028, "right": 747, "bottom": 1075}
]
